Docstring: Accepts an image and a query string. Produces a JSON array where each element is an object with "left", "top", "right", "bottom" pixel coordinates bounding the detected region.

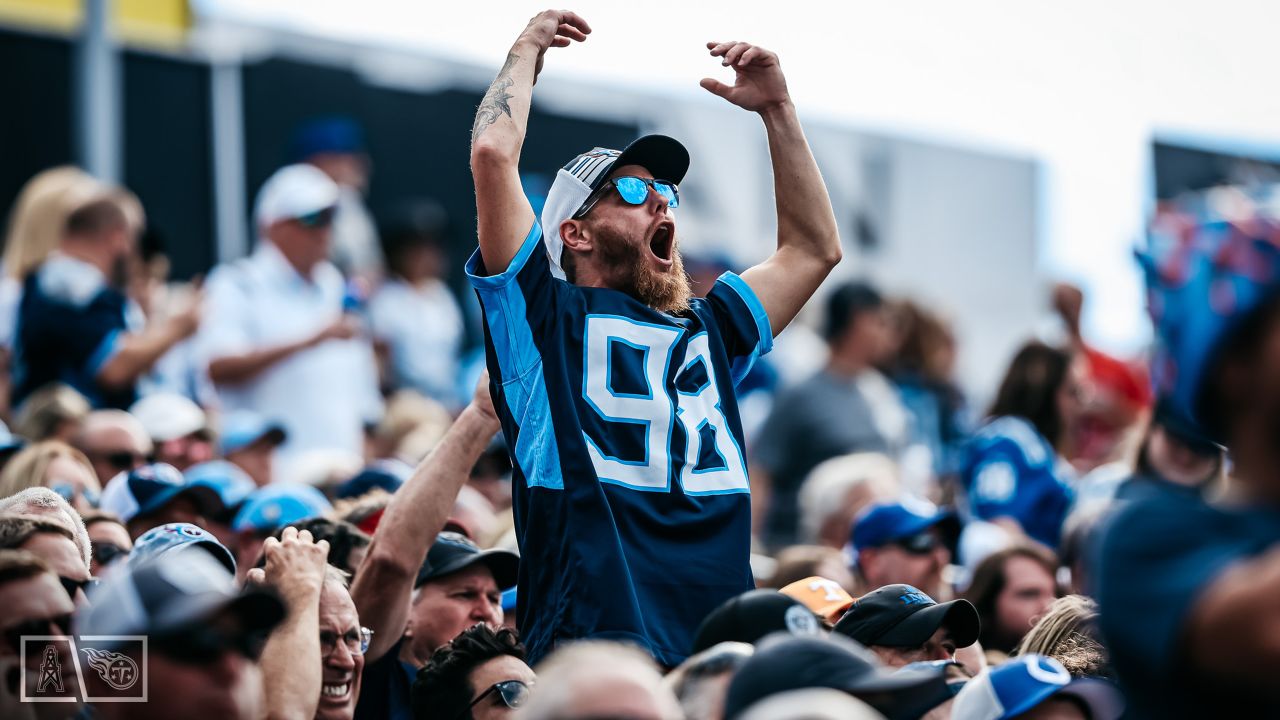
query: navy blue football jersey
[{"left": 466, "top": 222, "right": 770, "bottom": 666}]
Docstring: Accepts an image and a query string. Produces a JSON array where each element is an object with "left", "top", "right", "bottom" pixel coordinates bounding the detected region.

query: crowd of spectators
[{"left": 0, "top": 103, "right": 1276, "bottom": 720}]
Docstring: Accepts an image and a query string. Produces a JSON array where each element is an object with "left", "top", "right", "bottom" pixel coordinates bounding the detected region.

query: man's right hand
[
  {"left": 247, "top": 526, "right": 330, "bottom": 606},
  {"left": 514, "top": 9, "right": 591, "bottom": 81}
]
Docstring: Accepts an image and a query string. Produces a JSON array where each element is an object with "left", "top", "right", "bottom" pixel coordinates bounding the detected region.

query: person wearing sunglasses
[
  {"left": 0, "top": 439, "right": 101, "bottom": 513},
  {"left": 81, "top": 510, "right": 133, "bottom": 574},
  {"left": 77, "top": 547, "right": 285, "bottom": 720},
  {"left": 199, "top": 163, "right": 382, "bottom": 465},
  {"left": 412, "top": 624, "right": 534, "bottom": 720},
  {"left": 0, "top": 515, "right": 93, "bottom": 606},
  {"left": 0, "top": 549, "right": 78, "bottom": 703},
  {"left": 851, "top": 501, "right": 960, "bottom": 602},
  {"left": 75, "top": 409, "right": 153, "bottom": 486},
  {"left": 467, "top": 9, "right": 842, "bottom": 669}
]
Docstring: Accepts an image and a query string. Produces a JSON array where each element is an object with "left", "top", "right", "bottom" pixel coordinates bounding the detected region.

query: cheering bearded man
[{"left": 468, "top": 9, "right": 842, "bottom": 666}]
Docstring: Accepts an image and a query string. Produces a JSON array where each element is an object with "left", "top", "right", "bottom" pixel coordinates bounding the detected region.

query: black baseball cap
[
  {"left": 415, "top": 531, "right": 519, "bottom": 589},
  {"left": 833, "top": 584, "right": 980, "bottom": 649},
  {"left": 692, "top": 589, "right": 821, "bottom": 653},
  {"left": 723, "top": 632, "right": 950, "bottom": 720}
]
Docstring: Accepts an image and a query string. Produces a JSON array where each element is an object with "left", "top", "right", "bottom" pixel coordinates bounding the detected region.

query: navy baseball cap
[
  {"left": 336, "top": 463, "right": 408, "bottom": 499},
  {"left": 851, "top": 500, "right": 959, "bottom": 556},
  {"left": 76, "top": 549, "right": 283, "bottom": 648},
  {"left": 232, "top": 483, "right": 332, "bottom": 533},
  {"left": 415, "top": 532, "right": 518, "bottom": 589},
  {"left": 129, "top": 522, "right": 237, "bottom": 574},
  {"left": 952, "top": 654, "right": 1124, "bottom": 720},
  {"left": 541, "top": 135, "right": 690, "bottom": 279},
  {"left": 723, "top": 632, "right": 950, "bottom": 720},
  {"left": 289, "top": 116, "right": 366, "bottom": 160},
  {"left": 98, "top": 463, "right": 223, "bottom": 524},
  {"left": 833, "top": 584, "right": 980, "bottom": 650},
  {"left": 219, "top": 410, "right": 287, "bottom": 455},
  {"left": 692, "top": 589, "right": 821, "bottom": 653}
]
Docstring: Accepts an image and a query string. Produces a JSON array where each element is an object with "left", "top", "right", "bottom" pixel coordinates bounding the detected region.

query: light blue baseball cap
[
  {"left": 129, "top": 522, "right": 237, "bottom": 574},
  {"left": 219, "top": 410, "right": 287, "bottom": 455},
  {"left": 232, "top": 483, "right": 332, "bottom": 533}
]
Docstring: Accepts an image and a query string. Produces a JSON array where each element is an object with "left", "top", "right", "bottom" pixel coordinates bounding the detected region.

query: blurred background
[{"left": 4, "top": 0, "right": 1280, "bottom": 402}]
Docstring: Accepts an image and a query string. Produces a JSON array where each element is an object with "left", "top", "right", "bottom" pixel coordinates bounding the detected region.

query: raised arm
[
  {"left": 700, "top": 42, "right": 842, "bottom": 335},
  {"left": 350, "top": 373, "right": 502, "bottom": 662},
  {"left": 470, "top": 10, "right": 591, "bottom": 274}
]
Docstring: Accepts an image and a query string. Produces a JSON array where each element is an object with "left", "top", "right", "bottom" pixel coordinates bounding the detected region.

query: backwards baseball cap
[
  {"left": 692, "top": 589, "right": 822, "bottom": 653},
  {"left": 98, "top": 463, "right": 223, "bottom": 524},
  {"left": 254, "top": 163, "right": 340, "bottom": 229},
  {"left": 851, "top": 500, "right": 959, "bottom": 558},
  {"left": 77, "top": 549, "right": 283, "bottom": 650},
  {"left": 129, "top": 522, "right": 237, "bottom": 574},
  {"left": 780, "top": 576, "right": 857, "bottom": 624},
  {"left": 833, "top": 584, "right": 980, "bottom": 650},
  {"left": 952, "top": 654, "right": 1124, "bottom": 720},
  {"left": 723, "top": 632, "right": 950, "bottom": 720},
  {"left": 415, "top": 531, "right": 518, "bottom": 589},
  {"left": 232, "top": 483, "right": 333, "bottom": 533},
  {"left": 219, "top": 410, "right": 287, "bottom": 456},
  {"left": 128, "top": 393, "right": 208, "bottom": 443},
  {"left": 540, "top": 134, "right": 689, "bottom": 279},
  {"left": 1140, "top": 189, "right": 1280, "bottom": 442}
]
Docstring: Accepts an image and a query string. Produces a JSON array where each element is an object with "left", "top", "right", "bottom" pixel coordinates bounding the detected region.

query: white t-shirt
[{"left": 368, "top": 277, "right": 463, "bottom": 407}]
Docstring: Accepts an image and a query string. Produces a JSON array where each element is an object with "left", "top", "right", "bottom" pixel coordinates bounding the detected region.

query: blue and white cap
[
  {"left": 129, "top": 522, "right": 237, "bottom": 574},
  {"left": 184, "top": 460, "right": 256, "bottom": 513},
  {"left": 952, "top": 654, "right": 1124, "bottom": 720},
  {"left": 540, "top": 135, "right": 689, "bottom": 280},
  {"left": 77, "top": 549, "right": 283, "bottom": 646},
  {"left": 98, "top": 463, "right": 222, "bottom": 523},
  {"left": 232, "top": 482, "right": 332, "bottom": 533},
  {"left": 219, "top": 410, "right": 287, "bottom": 455}
]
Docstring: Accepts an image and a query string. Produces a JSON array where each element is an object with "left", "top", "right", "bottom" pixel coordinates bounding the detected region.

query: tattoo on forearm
[{"left": 471, "top": 52, "right": 519, "bottom": 144}]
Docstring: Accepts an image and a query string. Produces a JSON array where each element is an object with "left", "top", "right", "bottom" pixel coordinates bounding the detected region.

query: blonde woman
[{"left": 0, "top": 440, "right": 100, "bottom": 513}]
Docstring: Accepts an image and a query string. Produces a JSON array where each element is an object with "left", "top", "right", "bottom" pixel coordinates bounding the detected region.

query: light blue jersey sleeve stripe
[
  {"left": 86, "top": 329, "right": 123, "bottom": 377},
  {"left": 465, "top": 222, "right": 564, "bottom": 490},
  {"left": 717, "top": 271, "right": 774, "bottom": 357}
]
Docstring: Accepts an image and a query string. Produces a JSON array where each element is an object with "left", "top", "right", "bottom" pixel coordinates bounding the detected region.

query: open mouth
[
  {"left": 321, "top": 682, "right": 351, "bottom": 701},
  {"left": 649, "top": 222, "right": 675, "bottom": 266}
]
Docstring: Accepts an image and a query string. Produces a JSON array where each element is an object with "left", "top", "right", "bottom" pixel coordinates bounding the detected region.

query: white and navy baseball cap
[
  {"left": 540, "top": 134, "right": 689, "bottom": 279},
  {"left": 952, "top": 655, "right": 1125, "bottom": 720},
  {"left": 254, "top": 163, "right": 340, "bottom": 229},
  {"left": 98, "top": 463, "right": 224, "bottom": 524}
]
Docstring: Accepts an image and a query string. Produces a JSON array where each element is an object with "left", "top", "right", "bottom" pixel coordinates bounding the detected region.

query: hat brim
[
  {"left": 604, "top": 134, "right": 690, "bottom": 188},
  {"left": 135, "top": 484, "right": 225, "bottom": 521},
  {"left": 844, "top": 664, "right": 951, "bottom": 720},
  {"left": 416, "top": 548, "right": 519, "bottom": 590},
  {"left": 874, "top": 599, "right": 980, "bottom": 649},
  {"left": 152, "top": 586, "right": 285, "bottom": 639},
  {"left": 1055, "top": 679, "right": 1125, "bottom": 720}
]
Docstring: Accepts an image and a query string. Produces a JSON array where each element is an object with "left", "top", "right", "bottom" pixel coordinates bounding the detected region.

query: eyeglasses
[
  {"left": 92, "top": 542, "right": 129, "bottom": 568},
  {"left": 59, "top": 576, "right": 99, "bottom": 600},
  {"left": 2, "top": 614, "right": 74, "bottom": 652},
  {"left": 319, "top": 627, "right": 373, "bottom": 657},
  {"left": 49, "top": 482, "right": 100, "bottom": 509},
  {"left": 92, "top": 450, "right": 150, "bottom": 472},
  {"left": 459, "top": 680, "right": 531, "bottom": 718},
  {"left": 892, "top": 531, "right": 941, "bottom": 555},
  {"left": 573, "top": 177, "right": 680, "bottom": 219},
  {"left": 295, "top": 207, "right": 336, "bottom": 229},
  {"left": 152, "top": 623, "right": 267, "bottom": 666}
]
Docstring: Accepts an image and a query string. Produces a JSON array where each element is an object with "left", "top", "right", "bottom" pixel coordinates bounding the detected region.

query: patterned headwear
[{"left": 1138, "top": 185, "right": 1280, "bottom": 441}]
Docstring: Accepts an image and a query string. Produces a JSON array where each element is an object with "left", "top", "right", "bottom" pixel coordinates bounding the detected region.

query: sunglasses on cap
[
  {"left": 573, "top": 177, "right": 679, "bottom": 219},
  {"left": 891, "top": 531, "right": 942, "bottom": 555},
  {"left": 458, "top": 680, "right": 531, "bottom": 718},
  {"left": 2, "top": 614, "right": 74, "bottom": 652},
  {"left": 50, "top": 482, "right": 100, "bottom": 509},
  {"left": 294, "top": 207, "right": 336, "bottom": 229}
]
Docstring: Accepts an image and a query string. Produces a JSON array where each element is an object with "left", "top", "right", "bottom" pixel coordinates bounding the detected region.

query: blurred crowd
[{"left": 0, "top": 113, "right": 1272, "bottom": 720}]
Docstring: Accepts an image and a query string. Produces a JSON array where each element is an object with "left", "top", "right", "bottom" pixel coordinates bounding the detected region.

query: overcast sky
[{"left": 201, "top": 0, "right": 1280, "bottom": 353}]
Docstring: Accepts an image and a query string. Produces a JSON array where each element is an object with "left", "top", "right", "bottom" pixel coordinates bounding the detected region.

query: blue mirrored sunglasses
[{"left": 573, "top": 177, "right": 679, "bottom": 219}]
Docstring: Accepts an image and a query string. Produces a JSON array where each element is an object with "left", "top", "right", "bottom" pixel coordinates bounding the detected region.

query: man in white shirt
[{"left": 200, "top": 164, "right": 382, "bottom": 465}]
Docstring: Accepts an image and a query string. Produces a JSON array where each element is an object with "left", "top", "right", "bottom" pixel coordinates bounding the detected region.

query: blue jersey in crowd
[
  {"left": 466, "top": 222, "right": 768, "bottom": 666},
  {"left": 1095, "top": 481, "right": 1280, "bottom": 717},
  {"left": 13, "top": 256, "right": 135, "bottom": 409},
  {"left": 961, "top": 416, "right": 1073, "bottom": 548}
]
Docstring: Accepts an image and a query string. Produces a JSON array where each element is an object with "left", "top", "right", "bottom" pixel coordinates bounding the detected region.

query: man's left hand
[{"left": 700, "top": 41, "right": 791, "bottom": 114}]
